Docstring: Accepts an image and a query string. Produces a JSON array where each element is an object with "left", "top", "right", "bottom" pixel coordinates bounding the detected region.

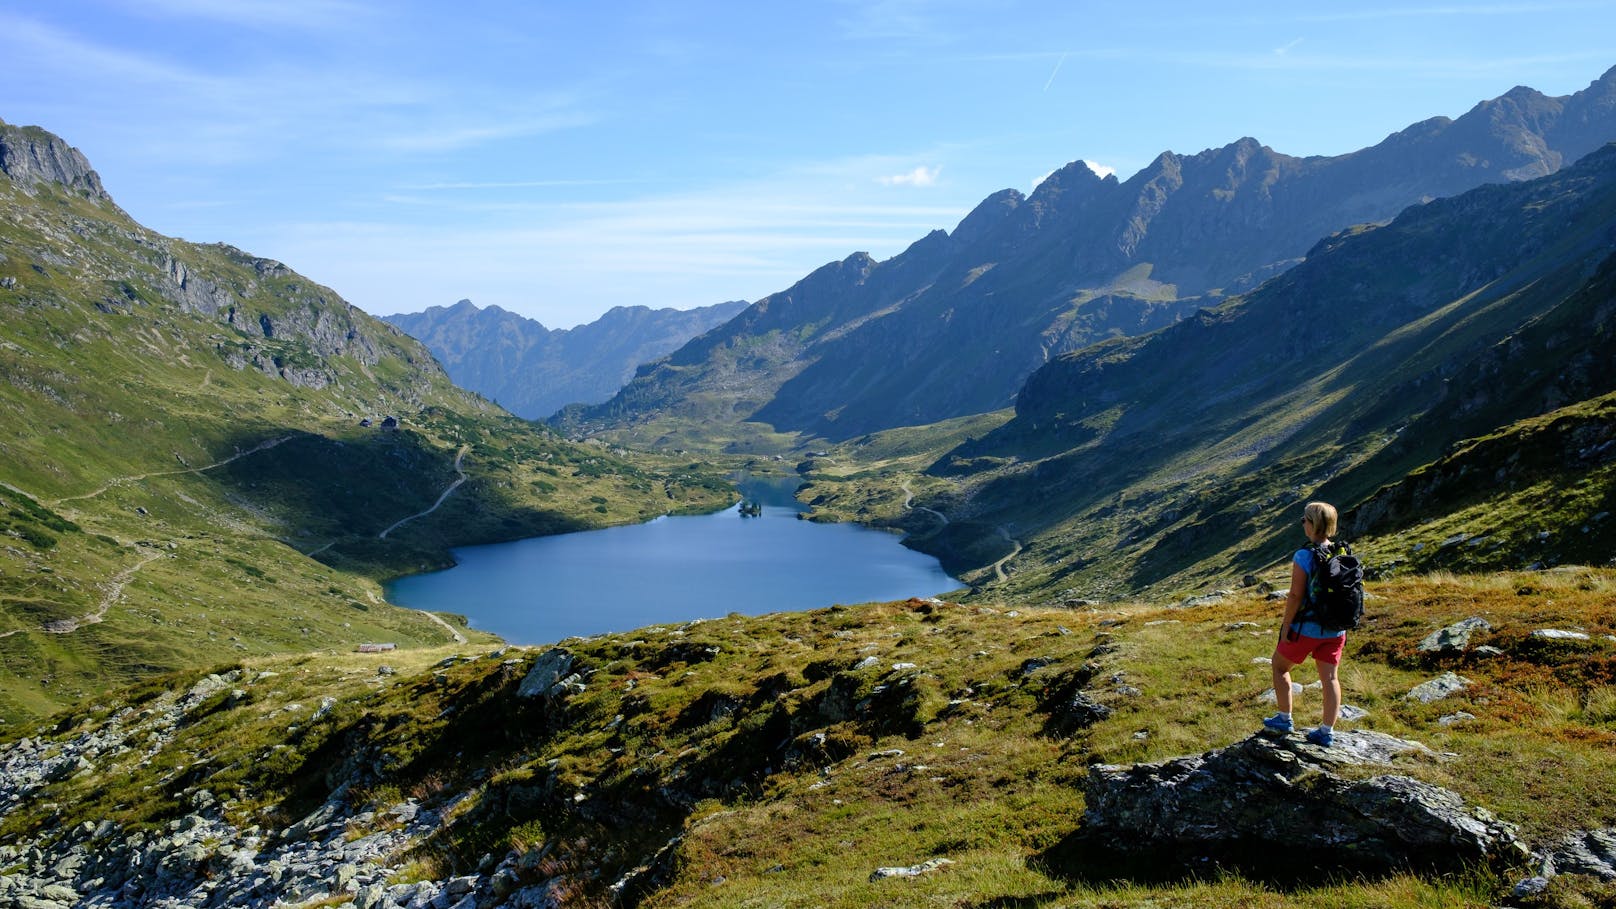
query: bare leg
[
  {"left": 1271, "top": 651, "right": 1298, "bottom": 715},
  {"left": 1319, "top": 660, "right": 1340, "bottom": 727}
]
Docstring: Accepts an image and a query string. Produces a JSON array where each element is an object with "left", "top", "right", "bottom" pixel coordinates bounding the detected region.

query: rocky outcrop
[
  {"left": 1081, "top": 732, "right": 1528, "bottom": 875},
  {"left": 0, "top": 118, "right": 112, "bottom": 201}
]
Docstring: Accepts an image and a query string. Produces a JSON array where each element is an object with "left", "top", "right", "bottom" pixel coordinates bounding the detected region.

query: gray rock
[
  {"left": 1083, "top": 732, "right": 1525, "bottom": 873},
  {"left": 1533, "top": 629, "right": 1591, "bottom": 641},
  {"left": 1418, "top": 617, "right": 1492, "bottom": 653},
  {"left": 869, "top": 858, "right": 954, "bottom": 881},
  {"left": 1439, "top": 712, "right": 1478, "bottom": 726},
  {"left": 1513, "top": 876, "right": 1552, "bottom": 897},
  {"left": 1338, "top": 704, "right": 1369, "bottom": 722},
  {"left": 517, "top": 648, "right": 578, "bottom": 700},
  {"left": 1542, "top": 827, "right": 1616, "bottom": 880},
  {"left": 1407, "top": 672, "right": 1471, "bottom": 703}
]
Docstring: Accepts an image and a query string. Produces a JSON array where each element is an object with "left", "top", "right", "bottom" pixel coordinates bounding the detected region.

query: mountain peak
[{"left": 0, "top": 118, "right": 113, "bottom": 203}]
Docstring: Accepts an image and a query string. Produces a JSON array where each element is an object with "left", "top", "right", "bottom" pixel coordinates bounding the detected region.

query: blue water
[{"left": 385, "top": 479, "right": 961, "bottom": 645}]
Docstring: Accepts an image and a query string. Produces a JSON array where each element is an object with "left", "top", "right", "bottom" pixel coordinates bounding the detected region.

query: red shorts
[{"left": 1276, "top": 630, "right": 1346, "bottom": 666}]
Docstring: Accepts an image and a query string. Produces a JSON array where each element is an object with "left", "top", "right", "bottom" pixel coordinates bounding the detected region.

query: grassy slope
[
  {"left": 0, "top": 176, "right": 732, "bottom": 723},
  {"left": 3, "top": 569, "right": 1612, "bottom": 908}
]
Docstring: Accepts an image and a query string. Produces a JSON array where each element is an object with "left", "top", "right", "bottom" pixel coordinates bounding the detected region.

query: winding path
[
  {"left": 899, "top": 481, "right": 950, "bottom": 531},
  {"left": 52, "top": 436, "right": 295, "bottom": 506},
  {"left": 378, "top": 446, "right": 469, "bottom": 540},
  {"left": 990, "top": 525, "right": 1023, "bottom": 584},
  {"left": 1, "top": 549, "right": 165, "bottom": 639}
]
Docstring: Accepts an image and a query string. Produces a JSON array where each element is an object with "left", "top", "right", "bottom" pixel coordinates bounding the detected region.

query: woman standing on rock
[{"left": 1262, "top": 501, "right": 1345, "bottom": 747}]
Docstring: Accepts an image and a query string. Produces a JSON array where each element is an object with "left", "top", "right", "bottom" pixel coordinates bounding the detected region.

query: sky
[{"left": 3, "top": 2, "right": 1615, "bottom": 329}]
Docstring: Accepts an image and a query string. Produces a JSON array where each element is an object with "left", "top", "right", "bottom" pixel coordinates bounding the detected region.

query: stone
[
  {"left": 1407, "top": 672, "right": 1470, "bottom": 703},
  {"left": 1418, "top": 617, "right": 1492, "bottom": 653},
  {"left": 1542, "top": 827, "right": 1616, "bottom": 880},
  {"left": 869, "top": 858, "right": 954, "bottom": 881},
  {"left": 1438, "top": 712, "right": 1477, "bottom": 726},
  {"left": 1338, "top": 704, "right": 1369, "bottom": 721},
  {"left": 1082, "top": 732, "right": 1525, "bottom": 874},
  {"left": 852, "top": 656, "right": 881, "bottom": 671},
  {"left": 1533, "top": 629, "right": 1591, "bottom": 641},
  {"left": 517, "top": 649, "right": 578, "bottom": 699},
  {"left": 1047, "top": 692, "right": 1112, "bottom": 735}
]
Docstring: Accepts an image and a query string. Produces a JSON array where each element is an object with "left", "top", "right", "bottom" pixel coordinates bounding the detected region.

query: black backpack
[{"left": 1303, "top": 541, "right": 1365, "bottom": 631}]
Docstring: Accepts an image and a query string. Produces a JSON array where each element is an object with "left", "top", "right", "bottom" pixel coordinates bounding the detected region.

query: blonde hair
[{"left": 1304, "top": 501, "right": 1338, "bottom": 538}]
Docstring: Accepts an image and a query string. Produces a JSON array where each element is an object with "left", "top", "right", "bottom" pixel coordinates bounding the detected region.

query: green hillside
[{"left": 0, "top": 121, "right": 732, "bottom": 723}]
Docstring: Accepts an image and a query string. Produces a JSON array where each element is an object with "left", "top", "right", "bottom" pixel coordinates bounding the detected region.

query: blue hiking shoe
[
  {"left": 1261, "top": 713, "right": 1293, "bottom": 734},
  {"left": 1305, "top": 726, "right": 1334, "bottom": 747}
]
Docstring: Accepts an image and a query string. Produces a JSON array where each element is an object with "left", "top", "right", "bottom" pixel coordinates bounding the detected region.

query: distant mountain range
[
  {"left": 560, "top": 65, "right": 1616, "bottom": 443},
  {"left": 384, "top": 299, "right": 747, "bottom": 420}
]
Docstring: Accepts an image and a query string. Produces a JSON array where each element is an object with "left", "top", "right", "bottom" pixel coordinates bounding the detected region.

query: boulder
[
  {"left": 1081, "top": 732, "right": 1527, "bottom": 875},
  {"left": 1418, "top": 617, "right": 1492, "bottom": 653},
  {"left": 517, "top": 649, "right": 581, "bottom": 700},
  {"left": 1542, "top": 827, "right": 1616, "bottom": 880},
  {"left": 1406, "top": 672, "right": 1470, "bottom": 703}
]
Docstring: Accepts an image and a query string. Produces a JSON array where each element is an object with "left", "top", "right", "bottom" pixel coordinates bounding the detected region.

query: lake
[{"left": 385, "top": 477, "right": 961, "bottom": 644}]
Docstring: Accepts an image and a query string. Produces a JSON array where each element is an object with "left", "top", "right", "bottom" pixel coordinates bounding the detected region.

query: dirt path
[
  {"left": 900, "top": 481, "right": 950, "bottom": 530},
  {"left": 378, "top": 446, "right": 468, "bottom": 540},
  {"left": 52, "top": 435, "right": 295, "bottom": 506},
  {"left": 0, "top": 549, "right": 167, "bottom": 639},
  {"left": 417, "top": 609, "right": 468, "bottom": 645},
  {"left": 991, "top": 525, "right": 1023, "bottom": 584}
]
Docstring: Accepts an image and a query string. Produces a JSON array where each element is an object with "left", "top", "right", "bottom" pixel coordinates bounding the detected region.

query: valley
[{"left": 4, "top": 58, "right": 1616, "bottom": 909}]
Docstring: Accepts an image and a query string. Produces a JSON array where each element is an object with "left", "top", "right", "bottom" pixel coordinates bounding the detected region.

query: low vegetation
[{"left": 6, "top": 568, "right": 1612, "bottom": 907}]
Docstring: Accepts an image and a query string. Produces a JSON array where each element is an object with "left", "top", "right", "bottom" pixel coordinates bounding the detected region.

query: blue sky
[{"left": 3, "top": 1, "right": 1614, "bottom": 328}]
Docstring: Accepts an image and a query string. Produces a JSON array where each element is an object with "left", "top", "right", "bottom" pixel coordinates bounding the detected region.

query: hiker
[{"left": 1262, "top": 501, "right": 1345, "bottom": 746}]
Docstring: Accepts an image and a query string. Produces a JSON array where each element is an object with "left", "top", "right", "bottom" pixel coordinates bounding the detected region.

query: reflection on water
[{"left": 386, "top": 476, "right": 960, "bottom": 645}]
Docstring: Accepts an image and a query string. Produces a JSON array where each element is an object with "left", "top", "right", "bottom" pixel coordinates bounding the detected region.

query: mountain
[
  {"left": 561, "top": 66, "right": 1616, "bottom": 445},
  {"left": 0, "top": 118, "right": 732, "bottom": 722},
  {"left": 889, "top": 140, "right": 1616, "bottom": 597},
  {"left": 384, "top": 298, "right": 747, "bottom": 420}
]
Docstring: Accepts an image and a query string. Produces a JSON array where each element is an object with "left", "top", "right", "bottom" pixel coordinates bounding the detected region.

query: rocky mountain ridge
[
  {"left": 564, "top": 65, "right": 1616, "bottom": 443},
  {"left": 384, "top": 298, "right": 746, "bottom": 420}
]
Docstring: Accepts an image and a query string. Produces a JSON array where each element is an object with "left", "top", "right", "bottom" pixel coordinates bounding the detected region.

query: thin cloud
[
  {"left": 1081, "top": 160, "right": 1116, "bottom": 179},
  {"left": 878, "top": 166, "right": 941, "bottom": 187},
  {"left": 106, "top": 0, "right": 377, "bottom": 31},
  {"left": 1274, "top": 38, "right": 1304, "bottom": 56}
]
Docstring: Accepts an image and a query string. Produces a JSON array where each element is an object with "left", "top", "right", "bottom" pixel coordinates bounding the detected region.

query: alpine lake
[{"left": 385, "top": 477, "right": 962, "bottom": 645}]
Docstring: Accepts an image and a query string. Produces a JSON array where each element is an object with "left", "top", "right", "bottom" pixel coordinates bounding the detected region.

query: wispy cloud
[
  {"left": 106, "top": 0, "right": 377, "bottom": 31},
  {"left": 377, "top": 113, "right": 601, "bottom": 153},
  {"left": 878, "top": 165, "right": 941, "bottom": 187},
  {"left": 1081, "top": 160, "right": 1116, "bottom": 179},
  {"left": 1273, "top": 38, "right": 1304, "bottom": 56}
]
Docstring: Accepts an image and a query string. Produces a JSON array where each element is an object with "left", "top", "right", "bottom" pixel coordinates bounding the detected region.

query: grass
[{"left": 4, "top": 568, "right": 1612, "bottom": 907}]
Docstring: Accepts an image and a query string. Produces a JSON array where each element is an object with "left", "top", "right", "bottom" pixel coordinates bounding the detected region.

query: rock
[
  {"left": 1513, "top": 876, "right": 1552, "bottom": 897},
  {"left": 1418, "top": 617, "right": 1492, "bottom": 653},
  {"left": 852, "top": 656, "right": 881, "bottom": 671},
  {"left": 1438, "top": 712, "right": 1477, "bottom": 726},
  {"left": 517, "top": 648, "right": 579, "bottom": 700},
  {"left": 1533, "top": 629, "right": 1591, "bottom": 641},
  {"left": 1473, "top": 645, "right": 1505, "bottom": 658},
  {"left": 1542, "top": 827, "right": 1616, "bottom": 880},
  {"left": 869, "top": 858, "right": 954, "bottom": 881},
  {"left": 1338, "top": 704, "right": 1369, "bottom": 721},
  {"left": 1047, "top": 692, "right": 1112, "bottom": 735},
  {"left": 1407, "top": 672, "right": 1470, "bottom": 703},
  {"left": 1082, "top": 732, "right": 1526, "bottom": 874}
]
